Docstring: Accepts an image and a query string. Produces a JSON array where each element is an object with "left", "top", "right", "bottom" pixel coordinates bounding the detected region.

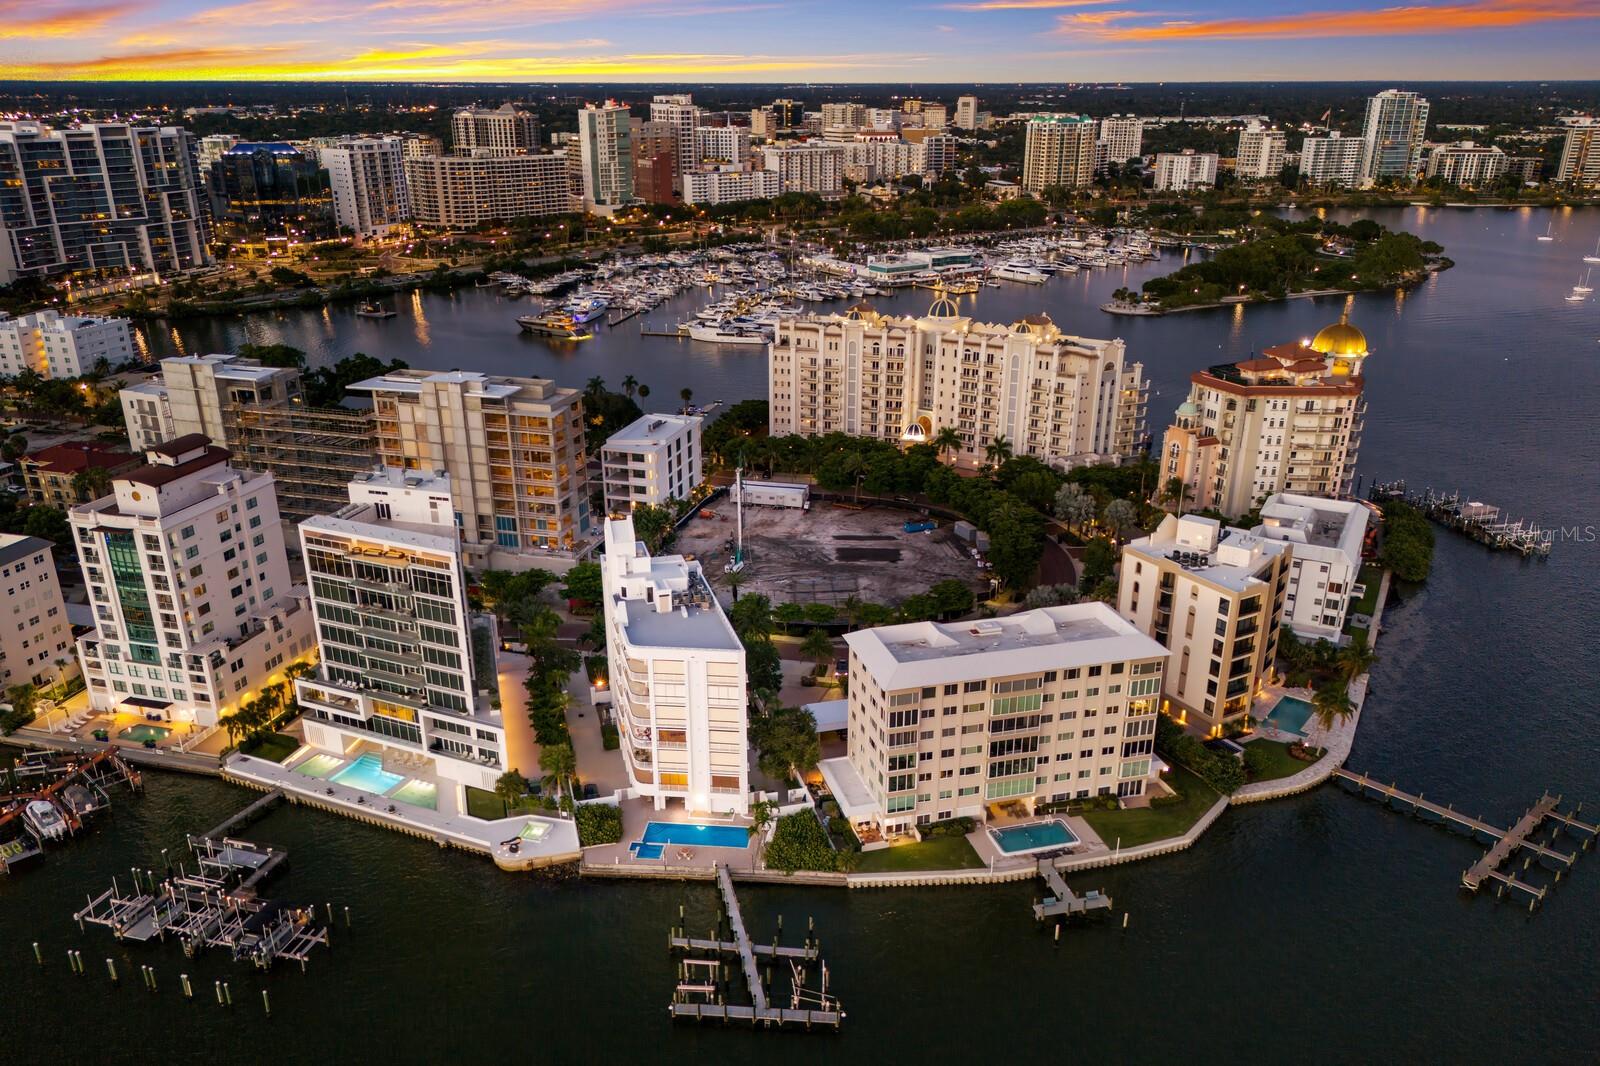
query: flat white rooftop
[
  {"left": 605, "top": 412, "right": 700, "bottom": 448},
  {"left": 845, "top": 602, "right": 1166, "bottom": 690},
  {"left": 301, "top": 508, "right": 461, "bottom": 554},
  {"left": 1126, "top": 514, "right": 1288, "bottom": 593}
]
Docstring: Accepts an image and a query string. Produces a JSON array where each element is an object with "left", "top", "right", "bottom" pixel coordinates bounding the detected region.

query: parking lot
[{"left": 676, "top": 500, "right": 987, "bottom": 607}]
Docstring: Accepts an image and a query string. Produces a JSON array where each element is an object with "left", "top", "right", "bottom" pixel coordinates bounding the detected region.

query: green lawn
[
  {"left": 464, "top": 785, "right": 547, "bottom": 820},
  {"left": 1348, "top": 563, "right": 1384, "bottom": 617},
  {"left": 240, "top": 732, "right": 300, "bottom": 763},
  {"left": 1081, "top": 766, "right": 1221, "bottom": 849},
  {"left": 852, "top": 834, "right": 985, "bottom": 873},
  {"left": 1244, "top": 739, "right": 1323, "bottom": 782}
]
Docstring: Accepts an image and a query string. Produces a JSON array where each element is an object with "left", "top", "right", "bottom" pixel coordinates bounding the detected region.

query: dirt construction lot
[{"left": 677, "top": 502, "right": 988, "bottom": 607}]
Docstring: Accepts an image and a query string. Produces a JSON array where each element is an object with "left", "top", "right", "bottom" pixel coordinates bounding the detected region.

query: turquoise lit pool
[
  {"left": 330, "top": 753, "right": 404, "bottom": 796},
  {"left": 990, "top": 819, "right": 1078, "bottom": 854},
  {"left": 293, "top": 753, "right": 344, "bottom": 779},
  {"left": 629, "top": 841, "right": 666, "bottom": 860},
  {"left": 119, "top": 724, "right": 171, "bottom": 743},
  {"left": 641, "top": 821, "right": 749, "bottom": 849},
  {"left": 390, "top": 779, "right": 438, "bottom": 810},
  {"left": 1265, "top": 696, "right": 1314, "bottom": 737}
]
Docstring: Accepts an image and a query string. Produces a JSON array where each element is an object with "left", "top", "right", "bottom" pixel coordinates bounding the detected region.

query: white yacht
[
  {"left": 23, "top": 799, "right": 68, "bottom": 841},
  {"left": 687, "top": 322, "right": 770, "bottom": 345},
  {"left": 992, "top": 261, "right": 1047, "bottom": 284}
]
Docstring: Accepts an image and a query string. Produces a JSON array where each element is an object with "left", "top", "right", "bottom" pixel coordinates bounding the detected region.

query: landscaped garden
[
  {"left": 238, "top": 731, "right": 300, "bottom": 763},
  {"left": 853, "top": 835, "right": 985, "bottom": 873},
  {"left": 1243, "top": 738, "right": 1324, "bottom": 783},
  {"left": 1080, "top": 766, "right": 1221, "bottom": 850}
]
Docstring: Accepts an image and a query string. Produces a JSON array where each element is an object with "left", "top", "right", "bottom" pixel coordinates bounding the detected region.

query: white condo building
[
  {"left": 601, "top": 516, "right": 748, "bottom": 815},
  {"left": 1299, "top": 133, "right": 1368, "bottom": 187},
  {"left": 1361, "top": 90, "right": 1430, "bottom": 183},
  {"left": 954, "top": 96, "right": 979, "bottom": 131},
  {"left": 451, "top": 104, "right": 539, "bottom": 155},
  {"left": 1424, "top": 142, "right": 1508, "bottom": 187},
  {"left": 842, "top": 138, "right": 924, "bottom": 181},
  {"left": 1253, "top": 493, "right": 1370, "bottom": 643},
  {"left": 1556, "top": 117, "right": 1600, "bottom": 188},
  {"left": 692, "top": 125, "right": 750, "bottom": 167},
  {"left": 322, "top": 137, "right": 411, "bottom": 240},
  {"left": 1097, "top": 115, "right": 1144, "bottom": 165},
  {"left": 296, "top": 470, "right": 510, "bottom": 807},
  {"left": 1152, "top": 150, "right": 1219, "bottom": 192},
  {"left": 0, "top": 534, "right": 76, "bottom": 692},
  {"left": 823, "top": 603, "right": 1169, "bottom": 838},
  {"left": 70, "top": 437, "right": 313, "bottom": 728},
  {"left": 119, "top": 380, "right": 176, "bottom": 451},
  {"left": 601, "top": 413, "right": 703, "bottom": 514},
  {"left": 761, "top": 143, "right": 844, "bottom": 198},
  {"left": 405, "top": 152, "right": 570, "bottom": 227},
  {"left": 1236, "top": 121, "right": 1287, "bottom": 181},
  {"left": 681, "top": 167, "right": 781, "bottom": 206},
  {"left": 578, "top": 101, "right": 634, "bottom": 212},
  {"left": 1022, "top": 114, "right": 1096, "bottom": 194},
  {"left": 921, "top": 133, "right": 959, "bottom": 176},
  {"left": 770, "top": 297, "right": 1147, "bottom": 471},
  {"left": 649, "top": 94, "right": 699, "bottom": 179},
  {"left": 0, "top": 309, "right": 135, "bottom": 379}
]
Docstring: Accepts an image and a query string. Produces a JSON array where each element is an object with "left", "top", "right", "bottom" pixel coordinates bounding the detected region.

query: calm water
[{"left": 9, "top": 207, "right": 1600, "bottom": 1063}]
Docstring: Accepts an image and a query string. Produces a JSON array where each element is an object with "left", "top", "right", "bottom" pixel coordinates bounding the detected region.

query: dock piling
[
  {"left": 33, "top": 942, "right": 42, "bottom": 966},
  {"left": 262, "top": 990, "right": 271, "bottom": 1016},
  {"left": 182, "top": 973, "right": 192, "bottom": 999},
  {"left": 214, "top": 980, "right": 223, "bottom": 1005},
  {"left": 106, "top": 957, "right": 118, "bottom": 984}
]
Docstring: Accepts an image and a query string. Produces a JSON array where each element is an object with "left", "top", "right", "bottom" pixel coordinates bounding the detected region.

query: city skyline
[{"left": 2, "top": 0, "right": 1599, "bottom": 83}]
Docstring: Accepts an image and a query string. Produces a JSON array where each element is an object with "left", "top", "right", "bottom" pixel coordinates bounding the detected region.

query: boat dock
[
  {"left": 71, "top": 790, "right": 332, "bottom": 969},
  {"left": 1369, "top": 480, "right": 1553, "bottom": 557},
  {"left": 1032, "top": 860, "right": 1114, "bottom": 921},
  {"left": 666, "top": 863, "right": 843, "bottom": 1031},
  {"left": 1, "top": 750, "right": 143, "bottom": 873},
  {"left": 1334, "top": 769, "right": 1594, "bottom": 907},
  {"left": 641, "top": 326, "right": 687, "bottom": 338}
]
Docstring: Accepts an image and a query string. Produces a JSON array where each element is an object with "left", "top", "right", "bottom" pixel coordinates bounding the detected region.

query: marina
[
  {"left": 1368, "top": 480, "right": 1553, "bottom": 556},
  {"left": 1, "top": 750, "right": 144, "bottom": 874}
]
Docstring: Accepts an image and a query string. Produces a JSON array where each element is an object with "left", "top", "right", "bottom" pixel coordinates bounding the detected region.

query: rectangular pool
[
  {"left": 1265, "top": 696, "right": 1314, "bottom": 737},
  {"left": 641, "top": 821, "right": 750, "bottom": 849},
  {"left": 990, "top": 819, "right": 1078, "bottom": 854},
  {"left": 629, "top": 841, "right": 666, "bottom": 860},
  {"left": 119, "top": 724, "right": 171, "bottom": 743},
  {"left": 390, "top": 779, "right": 438, "bottom": 810},
  {"left": 292, "top": 753, "right": 344, "bottom": 779},
  {"left": 330, "top": 753, "right": 404, "bottom": 796}
]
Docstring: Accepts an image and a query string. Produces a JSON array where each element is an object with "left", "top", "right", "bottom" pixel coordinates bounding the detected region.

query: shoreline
[{"left": 1103, "top": 260, "right": 1452, "bottom": 318}]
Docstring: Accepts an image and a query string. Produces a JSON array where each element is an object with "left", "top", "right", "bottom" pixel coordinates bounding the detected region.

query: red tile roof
[{"left": 23, "top": 441, "right": 139, "bottom": 475}]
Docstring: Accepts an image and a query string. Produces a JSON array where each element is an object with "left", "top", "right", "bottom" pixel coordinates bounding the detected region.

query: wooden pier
[
  {"left": 666, "top": 863, "right": 843, "bottom": 1031},
  {"left": 1369, "top": 480, "right": 1552, "bottom": 557},
  {"left": 1334, "top": 769, "right": 1593, "bottom": 907},
  {"left": 1032, "top": 860, "right": 1114, "bottom": 921},
  {"left": 1, "top": 750, "right": 143, "bottom": 873}
]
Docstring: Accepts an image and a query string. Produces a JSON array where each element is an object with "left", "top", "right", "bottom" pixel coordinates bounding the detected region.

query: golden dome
[{"left": 1309, "top": 321, "right": 1367, "bottom": 356}]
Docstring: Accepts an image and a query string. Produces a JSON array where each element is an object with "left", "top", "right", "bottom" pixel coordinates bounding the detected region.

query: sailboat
[
  {"left": 1585, "top": 238, "right": 1600, "bottom": 265},
  {"left": 1536, "top": 221, "right": 1554, "bottom": 242},
  {"left": 1575, "top": 269, "right": 1594, "bottom": 295}
]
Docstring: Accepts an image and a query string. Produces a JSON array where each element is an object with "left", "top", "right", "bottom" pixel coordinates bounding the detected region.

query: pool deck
[{"left": 583, "top": 797, "right": 760, "bottom": 873}]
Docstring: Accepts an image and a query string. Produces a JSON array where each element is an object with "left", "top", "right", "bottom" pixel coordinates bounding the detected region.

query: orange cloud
[
  {"left": 0, "top": 0, "right": 140, "bottom": 38},
  {"left": 943, "top": 0, "right": 1113, "bottom": 8},
  {"left": 1055, "top": 0, "right": 1600, "bottom": 38}
]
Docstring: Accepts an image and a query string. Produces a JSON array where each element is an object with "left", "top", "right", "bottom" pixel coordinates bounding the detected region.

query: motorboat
[
  {"left": 687, "top": 322, "right": 770, "bottom": 345},
  {"left": 517, "top": 312, "right": 592, "bottom": 339},
  {"left": 355, "top": 302, "right": 396, "bottom": 319},
  {"left": 563, "top": 296, "right": 609, "bottom": 324},
  {"left": 992, "top": 261, "right": 1047, "bottom": 284},
  {"left": 23, "top": 799, "right": 68, "bottom": 842}
]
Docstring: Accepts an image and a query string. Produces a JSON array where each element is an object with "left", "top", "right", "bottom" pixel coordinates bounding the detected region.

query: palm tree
[
  {"left": 679, "top": 386, "right": 693, "bottom": 412},
  {"left": 983, "top": 435, "right": 1013, "bottom": 472},
  {"left": 1311, "top": 680, "right": 1354, "bottom": 732},
  {"left": 71, "top": 466, "right": 114, "bottom": 502},
  {"left": 539, "top": 742, "right": 578, "bottom": 799},
  {"left": 750, "top": 799, "right": 775, "bottom": 866},
  {"left": 800, "top": 627, "right": 834, "bottom": 677},
  {"left": 584, "top": 376, "right": 606, "bottom": 397},
  {"left": 1336, "top": 634, "right": 1377, "bottom": 682},
  {"left": 494, "top": 770, "right": 530, "bottom": 812},
  {"left": 620, "top": 374, "right": 639, "bottom": 399},
  {"left": 637, "top": 384, "right": 651, "bottom": 399},
  {"left": 1053, "top": 482, "right": 1096, "bottom": 532},
  {"left": 841, "top": 594, "right": 864, "bottom": 628},
  {"left": 1161, "top": 477, "right": 1191, "bottom": 513},
  {"left": 726, "top": 567, "right": 747, "bottom": 602},
  {"left": 931, "top": 426, "right": 962, "bottom": 463},
  {"left": 1102, "top": 498, "right": 1141, "bottom": 543}
]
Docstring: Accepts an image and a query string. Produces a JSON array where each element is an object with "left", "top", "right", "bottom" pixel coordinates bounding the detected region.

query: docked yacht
[
  {"left": 564, "top": 296, "right": 609, "bottom": 324},
  {"left": 23, "top": 799, "right": 68, "bottom": 842},
  {"left": 686, "top": 322, "right": 770, "bottom": 346},
  {"left": 992, "top": 261, "right": 1047, "bottom": 284},
  {"left": 518, "top": 312, "right": 592, "bottom": 339}
]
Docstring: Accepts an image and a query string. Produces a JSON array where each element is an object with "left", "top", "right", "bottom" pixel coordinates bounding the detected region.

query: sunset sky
[{"left": 2, "top": 0, "right": 1598, "bottom": 82}]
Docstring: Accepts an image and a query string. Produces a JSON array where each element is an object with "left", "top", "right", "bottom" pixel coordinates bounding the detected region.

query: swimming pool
[
  {"left": 1265, "top": 696, "right": 1314, "bottom": 737},
  {"left": 330, "top": 753, "right": 404, "bottom": 796},
  {"left": 629, "top": 841, "right": 666, "bottom": 860},
  {"left": 293, "top": 753, "right": 344, "bottom": 779},
  {"left": 390, "top": 779, "right": 438, "bottom": 810},
  {"left": 640, "top": 821, "right": 750, "bottom": 849},
  {"left": 990, "top": 819, "right": 1079, "bottom": 854},
  {"left": 119, "top": 724, "right": 171, "bottom": 743}
]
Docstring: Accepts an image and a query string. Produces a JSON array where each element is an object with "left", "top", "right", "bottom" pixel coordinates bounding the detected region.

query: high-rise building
[
  {"left": 954, "top": 95, "right": 979, "bottom": 131},
  {"left": 397, "top": 132, "right": 443, "bottom": 160},
  {"left": 921, "top": 103, "right": 949, "bottom": 129},
  {"left": 296, "top": 469, "right": 511, "bottom": 807},
  {"left": 321, "top": 137, "right": 410, "bottom": 240},
  {"left": 1424, "top": 141, "right": 1508, "bottom": 187},
  {"left": 601, "top": 515, "right": 748, "bottom": 814},
  {"left": 601, "top": 413, "right": 703, "bottom": 514},
  {"left": 630, "top": 120, "right": 679, "bottom": 205},
  {"left": 1022, "top": 114, "right": 1096, "bottom": 195},
  {"left": 119, "top": 380, "right": 176, "bottom": 452},
  {"left": 822, "top": 603, "right": 1168, "bottom": 838},
  {"left": 1251, "top": 493, "right": 1370, "bottom": 643},
  {"left": 0, "top": 534, "right": 76, "bottom": 692},
  {"left": 821, "top": 102, "right": 868, "bottom": 131},
  {"left": 1096, "top": 114, "right": 1144, "bottom": 165},
  {"left": 771, "top": 99, "right": 804, "bottom": 131},
  {"left": 681, "top": 167, "right": 781, "bottom": 206},
  {"left": 451, "top": 104, "right": 540, "bottom": 156},
  {"left": 1157, "top": 319, "right": 1370, "bottom": 518},
  {"left": 749, "top": 107, "right": 777, "bottom": 141},
  {"left": 1235, "top": 121, "right": 1287, "bottom": 181},
  {"left": 693, "top": 125, "right": 750, "bottom": 167},
  {"left": 350, "top": 369, "right": 593, "bottom": 564},
  {"left": 1361, "top": 89, "right": 1430, "bottom": 183},
  {"left": 649, "top": 94, "right": 699, "bottom": 181},
  {"left": 577, "top": 101, "right": 634, "bottom": 213},
  {"left": 1555, "top": 117, "right": 1599, "bottom": 188},
  {"left": 1119, "top": 514, "right": 1290, "bottom": 734},
  {"left": 405, "top": 152, "right": 570, "bottom": 227},
  {"left": 210, "top": 142, "right": 327, "bottom": 238},
  {"left": 0, "top": 121, "right": 210, "bottom": 285},
  {"left": 0, "top": 309, "right": 134, "bottom": 379},
  {"left": 70, "top": 437, "right": 313, "bottom": 728},
  {"left": 770, "top": 298, "right": 1147, "bottom": 470},
  {"left": 841, "top": 138, "right": 924, "bottom": 181},
  {"left": 920, "top": 132, "right": 959, "bottom": 177},
  {"left": 761, "top": 143, "right": 844, "bottom": 198},
  {"left": 197, "top": 133, "right": 240, "bottom": 171},
  {"left": 1152, "top": 150, "right": 1219, "bottom": 192},
  {"left": 1298, "top": 133, "right": 1367, "bottom": 187}
]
